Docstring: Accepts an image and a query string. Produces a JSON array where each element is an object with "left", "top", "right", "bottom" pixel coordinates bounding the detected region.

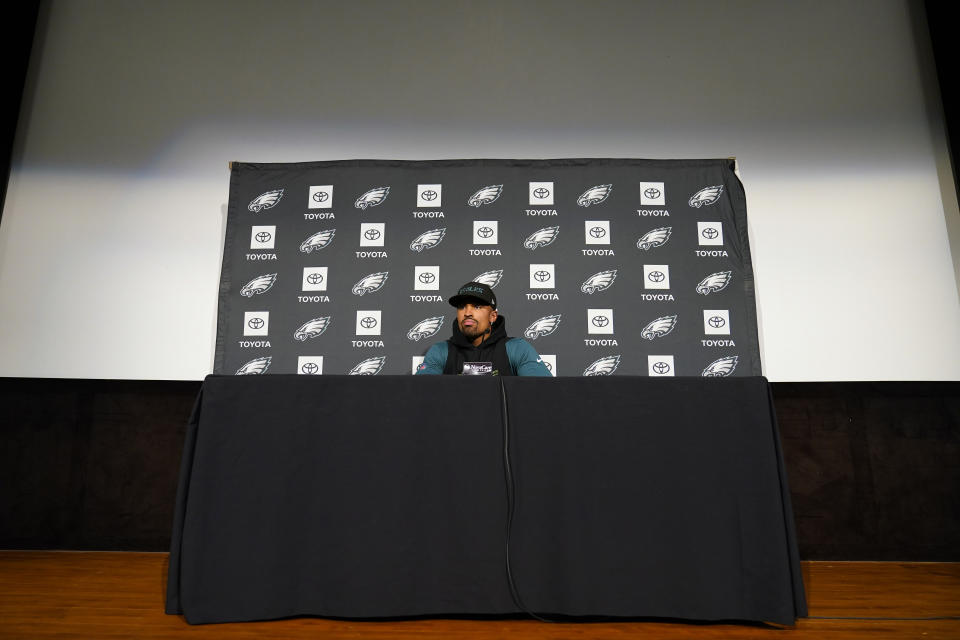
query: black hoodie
[{"left": 442, "top": 315, "right": 514, "bottom": 375}]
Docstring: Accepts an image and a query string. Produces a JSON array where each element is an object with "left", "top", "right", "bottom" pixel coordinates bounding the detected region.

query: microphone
[{"left": 477, "top": 325, "right": 492, "bottom": 346}]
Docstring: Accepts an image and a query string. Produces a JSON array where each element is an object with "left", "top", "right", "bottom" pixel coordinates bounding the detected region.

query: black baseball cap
[{"left": 449, "top": 281, "right": 497, "bottom": 309}]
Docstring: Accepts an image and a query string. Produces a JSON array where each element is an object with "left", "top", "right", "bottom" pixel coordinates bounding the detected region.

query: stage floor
[{"left": 0, "top": 552, "right": 957, "bottom": 639}]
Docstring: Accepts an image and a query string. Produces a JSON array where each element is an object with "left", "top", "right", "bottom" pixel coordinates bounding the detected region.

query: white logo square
[
  {"left": 703, "top": 309, "right": 731, "bottom": 335},
  {"left": 529, "top": 263, "right": 555, "bottom": 289},
  {"left": 473, "top": 220, "right": 499, "bottom": 244},
  {"left": 356, "top": 310, "right": 382, "bottom": 336},
  {"left": 412, "top": 356, "right": 425, "bottom": 375},
  {"left": 359, "top": 223, "right": 385, "bottom": 246},
  {"left": 644, "top": 264, "right": 671, "bottom": 289},
  {"left": 648, "top": 355, "right": 675, "bottom": 376},
  {"left": 414, "top": 266, "right": 440, "bottom": 291},
  {"left": 250, "top": 225, "right": 276, "bottom": 249},
  {"left": 584, "top": 220, "right": 611, "bottom": 245},
  {"left": 698, "top": 222, "right": 724, "bottom": 246},
  {"left": 243, "top": 311, "right": 269, "bottom": 336},
  {"left": 417, "top": 184, "right": 442, "bottom": 208},
  {"left": 302, "top": 267, "right": 328, "bottom": 291},
  {"left": 308, "top": 185, "right": 333, "bottom": 209},
  {"left": 529, "top": 181, "right": 554, "bottom": 205},
  {"left": 297, "top": 356, "right": 324, "bottom": 375},
  {"left": 640, "top": 181, "right": 665, "bottom": 206},
  {"left": 540, "top": 354, "right": 557, "bottom": 377},
  {"left": 587, "top": 308, "right": 614, "bottom": 334}
]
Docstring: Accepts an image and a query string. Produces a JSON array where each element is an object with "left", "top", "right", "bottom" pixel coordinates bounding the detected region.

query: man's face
[{"left": 456, "top": 299, "right": 498, "bottom": 345}]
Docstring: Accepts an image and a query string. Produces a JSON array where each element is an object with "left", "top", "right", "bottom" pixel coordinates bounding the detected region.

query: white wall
[{"left": 1, "top": 0, "right": 958, "bottom": 381}]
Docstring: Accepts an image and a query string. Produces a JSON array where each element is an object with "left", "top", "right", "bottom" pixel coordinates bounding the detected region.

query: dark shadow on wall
[
  {"left": 916, "top": 0, "right": 960, "bottom": 303},
  {"left": 0, "top": 0, "right": 42, "bottom": 226}
]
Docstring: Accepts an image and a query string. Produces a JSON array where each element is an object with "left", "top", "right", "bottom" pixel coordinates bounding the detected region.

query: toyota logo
[
  {"left": 702, "top": 227, "right": 719, "bottom": 239},
  {"left": 589, "top": 226, "right": 606, "bottom": 238},
  {"left": 652, "top": 361, "right": 670, "bottom": 374},
  {"left": 648, "top": 271, "right": 665, "bottom": 283},
  {"left": 360, "top": 316, "right": 378, "bottom": 329},
  {"left": 364, "top": 229, "right": 381, "bottom": 240},
  {"left": 247, "top": 317, "right": 264, "bottom": 329},
  {"left": 477, "top": 226, "right": 494, "bottom": 238},
  {"left": 418, "top": 272, "right": 436, "bottom": 284},
  {"left": 533, "top": 187, "right": 550, "bottom": 199},
  {"left": 306, "top": 273, "right": 324, "bottom": 285},
  {"left": 312, "top": 191, "right": 329, "bottom": 202},
  {"left": 533, "top": 270, "right": 551, "bottom": 282},
  {"left": 301, "top": 362, "right": 319, "bottom": 374},
  {"left": 591, "top": 315, "right": 609, "bottom": 327},
  {"left": 421, "top": 190, "right": 438, "bottom": 201},
  {"left": 255, "top": 231, "right": 272, "bottom": 243},
  {"left": 709, "top": 316, "right": 726, "bottom": 328},
  {"left": 644, "top": 187, "right": 661, "bottom": 199}
]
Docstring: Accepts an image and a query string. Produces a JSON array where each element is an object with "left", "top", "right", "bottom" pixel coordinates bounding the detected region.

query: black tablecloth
[{"left": 166, "top": 375, "right": 806, "bottom": 624}]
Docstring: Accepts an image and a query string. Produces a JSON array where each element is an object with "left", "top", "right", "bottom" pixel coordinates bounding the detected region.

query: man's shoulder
[
  {"left": 505, "top": 337, "right": 538, "bottom": 356},
  {"left": 506, "top": 336, "right": 534, "bottom": 348},
  {"left": 425, "top": 341, "right": 449, "bottom": 355},
  {"left": 416, "top": 341, "right": 449, "bottom": 375},
  {"left": 505, "top": 337, "right": 551, "bottom": 376}
]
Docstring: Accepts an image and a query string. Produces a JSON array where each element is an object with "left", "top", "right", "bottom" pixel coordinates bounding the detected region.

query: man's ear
[{"left": 490, "top": 309, "right": 499, "bottom": 322}]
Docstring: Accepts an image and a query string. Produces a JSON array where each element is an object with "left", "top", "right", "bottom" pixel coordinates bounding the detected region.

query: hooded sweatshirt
[
  {"left": 415, "top": 314, "right": 552, "bottom": 376},
  {"left": 443, "top": 315, "right": 513, "bottom": 375}
]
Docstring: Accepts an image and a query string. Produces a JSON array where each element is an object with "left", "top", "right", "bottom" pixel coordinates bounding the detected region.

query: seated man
[{"left": 416, "top": 281, "right": 552, "bottom": 376}]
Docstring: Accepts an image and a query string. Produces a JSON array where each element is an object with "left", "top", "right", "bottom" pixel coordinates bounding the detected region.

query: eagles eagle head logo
[
  {"left": 236, "top": 356, "right": 271, "bottom": 375},
  {"left": 637, "top": 227, "right": 672, "bottom": 251},
  {"left": 240, "top": 273, "right": 277, "bottom": 297},
  {"left": 577, "top": 184, "right": 612, "bottom": 207},
  {"left": 688, "top": 185, "right": 723, "bottom": 208},
  {"left": 583, "top": 355, "right": 620, "bottom": 376},
  {"left": 355, "top": 186, "right": 390, "bottom": 210},
  {"left": 702, "top": 355, "right": 738, "bottom": 377},
  {"left": 473, "top": 269, "right": 504, "bottom": 288},
  {"left": 350, "top": 356, "right": 386, "bottom": 375},
  {"left": 524, "top": 314, "right": 561, "bottom": 340},
  {"left": 300, "top": 229, "right": 336, "bottom": 253},
  {"left": 696, "top": 271, "right": 733, "bottom": 295},
  {"left": 641, "top": 315, "right": 678, "bottom": 340},
  {"left": 410, "top": 228, "right": 446, "bottom": 252},
  {"left": 581, "top": 270, "right": 617, "bottom": 294},
  {"left": 407, "top": 316, "right": 444, "bottom": 341},
  {"left": 352, "top": 272, "right": 389, "bottom": 296},
  {"left": 294, "top": 316, "right": 331, "bottom": 341},
  {"left": 248, "top": 189, "right": 283, "bottom": 213},
  {"left": 468, "top": 185, "right": 503, "bottom": 207},
  {"left": 523, "top": 226, "right": 560, "bottom": 250}
]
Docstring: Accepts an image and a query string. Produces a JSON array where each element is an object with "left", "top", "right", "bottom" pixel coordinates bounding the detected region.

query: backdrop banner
[{"left": 214, "top": 158, "right": 761, "bottom": 377}]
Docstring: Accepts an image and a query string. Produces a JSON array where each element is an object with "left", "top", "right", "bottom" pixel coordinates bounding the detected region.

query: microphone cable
[{"left": 499, "top": 377, "right": 555, "bottom": 623}]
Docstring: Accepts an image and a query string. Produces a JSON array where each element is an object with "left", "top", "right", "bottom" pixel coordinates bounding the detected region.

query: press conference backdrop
[
  {"left": 218, "top": 159, "right": 760, "bottom": 377},
  {"left": 1, "top": 0, "right": 959, "bottom": 381}
]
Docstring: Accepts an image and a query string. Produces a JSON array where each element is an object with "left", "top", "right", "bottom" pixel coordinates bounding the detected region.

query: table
[{"left": 166, "top": 375, "right": 806, "bottom": 624}]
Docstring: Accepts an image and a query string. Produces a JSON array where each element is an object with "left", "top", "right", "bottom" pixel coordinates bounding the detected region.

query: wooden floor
[{"left": 0, "top": 553, "right": 957, "bottom": 639}]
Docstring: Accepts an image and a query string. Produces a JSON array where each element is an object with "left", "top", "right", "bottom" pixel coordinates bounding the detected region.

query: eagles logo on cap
[{"left": 448, "top": 281, "right": 497, "bottom": 309}]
